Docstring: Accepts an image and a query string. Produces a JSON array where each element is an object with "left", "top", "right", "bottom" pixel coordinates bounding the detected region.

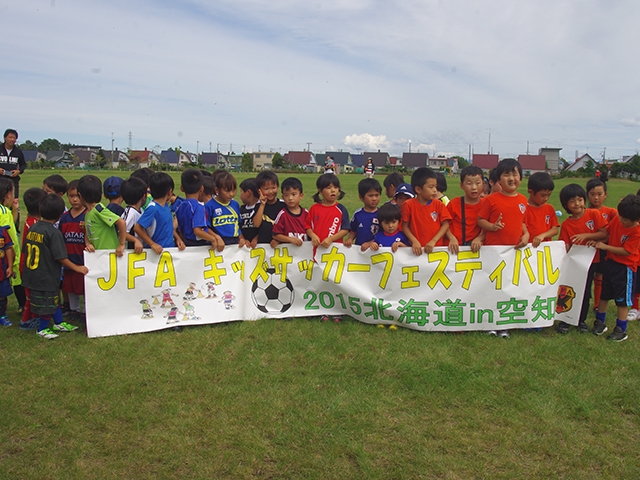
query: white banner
[{"left": 84, "top": 241, "right": 594, "bottom": 338}]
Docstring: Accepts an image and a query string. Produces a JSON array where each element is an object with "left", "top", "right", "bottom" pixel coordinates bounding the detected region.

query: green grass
[{"left": 1, "top": 170, "right": 640, "bottom": 478}]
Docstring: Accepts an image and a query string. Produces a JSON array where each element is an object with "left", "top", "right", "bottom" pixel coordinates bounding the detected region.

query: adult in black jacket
[{"left": 0, "top": 128, "right": 26, "bottom": 199}]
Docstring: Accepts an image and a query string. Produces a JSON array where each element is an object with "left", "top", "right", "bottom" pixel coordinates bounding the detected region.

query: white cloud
[{"left": 343, "top": 133, "right": 389, "bottom": 152}]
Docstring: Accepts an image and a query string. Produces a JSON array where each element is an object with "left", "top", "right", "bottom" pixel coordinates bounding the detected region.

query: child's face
[
  {"left": 320, "top": 183, "right": 340, "bottom": 204},
  {"left": 361, "top": 189, "right": 380, "bottom": 210},
  {"left": 68, "top": 188, "right": 82, "bottom": 210},
  {"left": 282, "top": 187, "right": 303, "bottom": 210},
  {"left": 528, "top": 189, "right": 552, "bottom": 207},
  {"left": 395, "top": 193, "right": 410, "bottom": 207},
  {"left": 216, "top": 187, "right": 236, "bottom": 204},
  {"left": 588, "top": 186, "right": 606, "bottom": 208},
  {"left": 3, "top": 185, "right": 14, "bottom": 208},
  {"left": 43, "top": 183, "right": 55, "bottom": 195},
  {"left": 239, "top": 188, "right": 257, "bottom": 206},
  {"left": 415, "top": 178, "right": 438, "bottom": 202},
  {"left": 385, "top": 184, "right": 396, "bottom": 199},
  {"left": 381, "top": 219, "right": 399, "bottom": 234},
  {"left": 259, "top": 181, "right": 279, "bottom": 203},
  {"left": 498, "top": 170, "right": 521, "bottom": 194},
  {"left": 619, "top": 216, "right": 639, "bottom": 228},
  {"left": 461, "top": 174, "right": 483, "bottom": 201},
  {"left": 567, "top": 196, "right": 585, "bottom": 216}
]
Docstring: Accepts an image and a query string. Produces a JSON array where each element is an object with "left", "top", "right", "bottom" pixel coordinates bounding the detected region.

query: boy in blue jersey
[
  {"left": 175, "top": 168, "right": 223, "bottom": 250},
  {"left": 344, "top": 178, "right": 381, "bottom": 247},
  {"left": 134, "top": 172, "right": 186, "bottom": 254},
  {"left": 362, "top": 203, "right": 408, "bottom": 252},
  {"left": 205, "top": 171, "right": 246, "bottom": 246}
]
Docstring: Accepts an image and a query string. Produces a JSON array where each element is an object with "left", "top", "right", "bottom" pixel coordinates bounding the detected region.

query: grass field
[{"left": 2, "top": 170, "right": 640, "bottom": 478}]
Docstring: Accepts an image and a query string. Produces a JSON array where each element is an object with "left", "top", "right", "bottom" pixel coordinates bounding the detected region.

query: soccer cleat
[
  {"left": 333, "top": 316, "right": 342, "bottom": 323},
  {"left": 592, "top": 319, "right": 608, "bottom": 336},
  {"left": 389, "top": 325, "right": 398, "bottom": 330},
  {"left": 19, "top": 318, "right": 38, "bottom": 330},
  {"left": 606, "top": 326, "right": 628, "bottom": 342},
  {"left": 52, "top": 321, "right": 79, "bottom": 332},
  {"left": 37, "top": 328, "right": 59, "bottom": 339},
  {"left": 627, "top": 308, "right": 639, "bottom": 321},
  {"left": 578, "top": 321, "right": 589, "bottom": 334},
  {"left": 556, "top": 322, "right": 570, "bottom": 335},
  {"left": 0, "top": 315, "right": 12, "bottom": 327},
  {"left": 497, "top": 330, "right": 510, "bottom": 338},
  {"left": 487, "top": 330, "right": 498, "bottom": 336},
  {"left": 377, "top": 324, "right": 386, "bottom": 329},
  {"left": 320, "top": 315, "right": 330, "bottom": 322}
]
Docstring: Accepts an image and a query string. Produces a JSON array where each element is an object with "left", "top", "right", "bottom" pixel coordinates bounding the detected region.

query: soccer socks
[
  {"left": 0, "top": 296, "right": 7, "bottom": 316},
  {"left": 68, "top": 294, "right": 80, "bottom": 313},
  {"left": 617, "top": 319, "right": 628, "bottom": 332},
  {"left": 595, "top": 311, "right": 606, "bottom": 323},
  {"left": 593, "top": 276, "right": 602, "bottom": 307},
  {"left": 38, "top": 315, "right": 52, "bottom": 331},
  {"left": 53, "top": 306, "right": 63, "bottom": 325}
]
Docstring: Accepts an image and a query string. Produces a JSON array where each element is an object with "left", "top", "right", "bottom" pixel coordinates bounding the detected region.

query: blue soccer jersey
[{"left": 350, "top": 208, "right": 379, "bottom": 245}]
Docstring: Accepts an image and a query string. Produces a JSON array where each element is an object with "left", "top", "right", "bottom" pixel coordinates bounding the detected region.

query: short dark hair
[
  {"left": 23, "top": 187, "right": 47, "bottom": 215},
  {"left": 130, "top": 168, "right": 153, "bottom": 187},
  {"left": 200, "top": 169, "right": 212, "bottom": 177},
  {"left": 281, "top": 177, "right": 303, "bottom": 193},
  {"left": 586, "top": 178, "right": 607, "bottom": 194},
  {"left": 559, "top": 184, "right": 587, "bottom": 214},
  {"left": 181, "top": 168, "right": 204, "bottom": 195},
  {"left": 489, "top": 168, "right": 499, "bottom": 185},
  {"left": 202, "top": 176, "right": 215, "bottom": 196},
  {"left": 377, "top": 203, "right": 401, "bottom": 223},
  {"left": 527, "top": 172, "right": 554, "bottom": 193},
  {"left": 460, "top": 166, "right": 483, "bottom": 182},
  {"left": 77, "top": 175, "right": 103, "bottom": 204},
  {"left": 256, "top": 171, "right": 279, "bottom": 188},
  {"left": 3, "top": 129, "right": 18, "bottom": 140},
  {"left": 43, "top": 174, "right": 69, "bottom": 195},
  {"left": 312, "top": 174, "right": 345, "bottom": 203},
  {"left": 120, "top": 177, "right": 148, "bottom": 206},
  {"left": 496, "top": 158, "right": 523, "bottom": 178},
  {"left": 358, "top": 178, "right": 382, "bottom": 197},
  {"left": 411, "top": 167, "right": 437, "bottom": 190},
  {"left": 239, "top": 178, "right": 259, "bottom": 198},
  {"left": 0, "top": 177, "right": 13, "bottom": 204},
  {"left": 39, "top": 193, "right": 66, "bottom": 221},
  {"left": 67, "top": 179, "right": 79, "bottom": 193},
  {"left": 214, "top": 172, "right": 237, "bottom": 192},
  {"left": 617, "top": 195, "right": 640, "bottom": 222},
  {"left": 435, "top": 172, "right": 447, "bottom": 193},
  {"left": 149, "top": 172, "right": 174, "bottom": 199},
  {"left": 383, "top": 172, "right": 404, "bottom": 189}
]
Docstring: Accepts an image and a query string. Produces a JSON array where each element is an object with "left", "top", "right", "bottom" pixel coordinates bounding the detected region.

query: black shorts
[
  {"left": 601, "top": 260, "right": 635, "bottom": 307},
  {"left": 29, "top": 289, "right": 61, "bottom": 315}
]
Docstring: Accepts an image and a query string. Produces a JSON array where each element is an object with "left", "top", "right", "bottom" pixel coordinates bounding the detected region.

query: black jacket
[{"left": 0, "top": 143, "right": 26, "bottom": 181}]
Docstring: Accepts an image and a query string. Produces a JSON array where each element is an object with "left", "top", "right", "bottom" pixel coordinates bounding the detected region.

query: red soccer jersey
[
  {"left": 446, "top": 196, "right": 484, "bottom": 245},
  {"left": 525, "top": 203, "right": 559, "bottom": 241},
  {"left": 605, "top": 215, "right": 640, "bottom": 270},
  {"left": 305, "top": 203, "right": 350, "bottom": 242},
  {"left": 593, "top": 205, "right": 617, "bottom": 223},
  {"left": 401, "top": 197, "right": 453, "bottom": 246},
  {"left": 478, "top": 192, "right": 528, "bottom": 246},
  {"left": 272, "top": 207, "right": 309, "bottom": 241},
  {"left": 559, "top": 209, "right": 607, "bottom": 246}
]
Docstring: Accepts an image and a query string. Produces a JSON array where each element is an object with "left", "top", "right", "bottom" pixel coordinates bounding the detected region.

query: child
[
  {"left": 239, "top": 178, "right": 260, "bottom": 248},
  {"left": 344, "top": 178, "right": 381, "bottom": 247},
  {"left": 477, "top": 158, "right": 530, "bottom": 338},
  {"left": 446, "top": 165, "right": 486, "bottom": 254},
  {"left": 0, "top": 178, "right": 15, "bottom": 327},
  {"left": 129, "top": 168, "right": 153, "bottom": 211},
  {"left": 401, "top": 167, "right": 452, "bottom": 256},
  {"left": 383, "top": 172, "right": 404, "bottom": 203},
  {"left": 364, "top": 158, "right": 375, "bottom": 178},
  {"left": 435, "top": 172, "right": 450, "bottom": 205},
  {"left": 589, "top": 195, "right": 640, "bottom": 342},
  {"left": 42, "top": 174, "right": 68, "bottom": 197},
  {"left": 254, "top": 171, "right": 285, "bottom": 244},
  {"left": 175, "top": 168, "right": 223, "bottom": 250},
  {"left": 363, "top": 203, "right": 408, "bottom": 252},
  {"left": 78, "top": 175, "right": 126, "bottom": 256},
  {"left": 103, "top": 176, "right": 125, "bottom": 217},
  {"left": 200, "top": 176, "right": 215, "bottom": 204},
  {"left": 393, "top": 183, "right": 415, "bottom": 208},
  {"left": 305, "top": 174, "right": 350, "bottom": 322},
  {"left": 205, "top": 171, "right": 245, "bottom": 246},
  {"left": 134, "top": 172, "right": 186, "bottom": 254},
  {"left": 58, "top": 180, "right": 87, "bottom": 320},
  {"left": 587, "top": 178, "right": 617, "bottom": 309},
  {"left": 21, "top": 194, "right": 88, "bottom": 339},
  {"left": 525, "top": 172, "right": 559, "bottom": 248},
  {"left": 556, "top": 184, "right": 607, "bottom": 334},
  {"left": 272, "top": 177, "right": 308, "bottom": 246},
  {"left": 120, "top": 177, "right": 148, "bottom": 253},
  {"left": 488, "top": 168, "right": 502, "bottom": 194}
]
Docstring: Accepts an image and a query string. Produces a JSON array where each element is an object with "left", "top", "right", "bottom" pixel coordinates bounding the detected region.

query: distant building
[
  {"left": 402, "top": 152, "right": 429, "bottom": 170},
  {"left": 539, "top": 147, "right": 562, "bottom": 173},
  {"left": 102, "top": 149, "right": 130, "bottom": 168},
  {"left": 201, "top": 152, "right": 224, "bottom": 167},
  {"left": 252, "top": 152, "right": 275, "bottom": 170},
  {"left": 130, "top": 149, "right": 160, "bottom": 168},
  {"left": 472, "top": 153, "right": 499, "bottom": 170},
  {"left": 566, "top": 153, "right": 597, "bottom": 172},
  {"left": 517, "top": 154, "right": 546, "bottom": 174},
  {"left": 363, "top": 152, "right": 389, "bottom": 168}
]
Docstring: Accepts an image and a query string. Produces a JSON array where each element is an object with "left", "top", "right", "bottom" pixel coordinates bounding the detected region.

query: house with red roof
[
  {"left": 517, "top": 154, "right": 546, "bottom": 174},
  {"left": 129, "top": 148, "right": 160, "bottom": 168},
  {"left": 472, "top": 154, "right": 499, "bottom": 170}
]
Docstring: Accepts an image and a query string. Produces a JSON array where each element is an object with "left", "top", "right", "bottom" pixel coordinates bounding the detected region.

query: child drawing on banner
[
  {"left": 204, "top": 282, "right": 217, "bottom": 298},
  {"left": 182, "top": 302, "right": 200, "bottom": 321},
  {"left": 154, "top": 288, "right": 178, "bottom": 308},
  {"left": 164, "top": 305, "right": 182, "bottom": 324},
  {"left": 140, "top": 299, "right": 154, "bottom": 319},
  {"left": 220, "top": 291, "right": 236, "bottom": 309},
  {"left": 183, "top": 282, "right": 200, "bottom": 300}
]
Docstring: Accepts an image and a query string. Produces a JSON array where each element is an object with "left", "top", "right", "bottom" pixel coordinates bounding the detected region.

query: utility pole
[
  {"left": 197, "top": 141, "right": 199, "bottom": 155},
  {"left": 488, "top": 128, "right": 491, "bottom": 154},
  {"left": 306, "top": 142, "right": 312, "bottom": 152},
  {"left": 526, "top": 141, "right": 529, "bottom": 155},
  {"left": 111, "top": 132, "right": 114, "bottom": 167},
  {"left": 128, "top": 131, "right": 132, "bottom": 151}
]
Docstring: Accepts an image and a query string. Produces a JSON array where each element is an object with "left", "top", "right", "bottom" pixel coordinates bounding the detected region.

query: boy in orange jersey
[
  {"left": 556, "top": 184, "right": 607, "bottom": 334},
  {"left": 588, "top": 195, "right": 640, "bottom": 342},
  {"left": 401, "top": 167, "right": 452, "bottom": 255},
  {"left": 446, "top": 165, "right": 485, "bottom": 254},
  {"left": 477, "top": 158, "right": 530, "bottom": 338},
  {"left": 525, "top": 172, "right": 559, "bottom": 247}
]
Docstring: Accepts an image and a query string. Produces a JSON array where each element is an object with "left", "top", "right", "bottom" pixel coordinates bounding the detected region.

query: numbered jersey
[{"left": 21, "top": 220, "right": 68, "bottom": 292}]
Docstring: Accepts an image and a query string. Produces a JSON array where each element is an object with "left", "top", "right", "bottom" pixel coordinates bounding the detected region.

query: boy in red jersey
[
  {"left": 588, "top": 195, "right": 640, "bottom": 342},
  {"left": 402, "top": 167, "right": 452, "bottom": 255},
  {"left": 556, "top": 184, "right": 607, "bottom": 334},
  {"left": 525, "top": 172, "right": 559, "bottom": 247},
  {"left": 446, "top": 165, "right": 485, "bottom": 254},
  {"left": 272, "top": 177, "right": 308, "bottom": 246},
  {"left": 477, "top": 158, "right": 530, "bottom": 338}
]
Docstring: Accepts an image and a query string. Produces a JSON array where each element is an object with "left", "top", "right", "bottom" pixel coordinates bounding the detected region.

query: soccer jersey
[
  {"left": 106, "top": 202, "right": 125, "bottom": 217},
  {"left": 272, "top": 207, "right": 309, "bottom": 241},
  {"left": 305, "top": 203, "right": 350, "bottom": 242},
  {"left": 478, "top": 192, "right": 528, "bottom": 246},
  {"left": 604, "top": 216, "right": 640, "bottom": 270},
  {"left": 85, "top": 203, "right": 121, "bottom": 250},
  {"left": 205, "top": 197, "right": 241, "bottom": 239},
  {"left": 240, "top": 203, "right": 259, "bottom": 241},
  {"left": 525, "top": 203, "right": 559, "bottom": 241},
  {"left": 58, "top": 209, "right": 86, "bottom": 267},
  {"left": 22, "top": 220, "right": 68, "bottom": 292},
  {"left": 0, "top": 225, "right": 13, "bottom": 283},
  {"left": 559, "top": 209, "right": 607, "bottom": 247},
  {"left": 137, "top": 201, "right": 175, "bottom": 248},
  {"left": 176, "top": 198, "right": 209, "bottom": 246},
  {"left": 593, "top": 205, "right": 617, "bottom": 223},
  {"left": 0, "top": 204, "right": 20, "bottom": 284},
  {"left": 350, "top": 208, "right": 379, "bottom": 245},
  {"left": 256, "top": 200, "right": 286, "bottom": 244},
  {"left": 446, "top": 196, "right": 484, "bottom": 245},
  {"left": 122, "top": 205, "right": 142, "bottom": 249},
  {"left": 401, "top": 197, "right": 452, "bottom": 247},
  {"left": 375, "top": 229, "right": 409, "bottom": 247}
]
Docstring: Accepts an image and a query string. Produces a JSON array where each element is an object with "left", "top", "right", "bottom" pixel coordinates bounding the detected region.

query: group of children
[{"left": 2, "top": 160, "right": 638, "bottom": 341}]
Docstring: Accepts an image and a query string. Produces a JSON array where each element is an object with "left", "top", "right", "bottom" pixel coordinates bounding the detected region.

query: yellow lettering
[
  {"left": 427, "top": 251, "right": 452, "bottom": 289},
  {"left": 97, "top": 253, "right": 117, "bottom": 291},
  {"left": 154, "top": 251, "right": 177, "bottom": 288},
  {"left": 203, "top": 249, "right": 227, "bottom": 284},
  {"left": 127, "top": 251, "right": 147, "bottom": 290},
  {"left": 401, "top": 265, "right": 420, "bottom": 289}
]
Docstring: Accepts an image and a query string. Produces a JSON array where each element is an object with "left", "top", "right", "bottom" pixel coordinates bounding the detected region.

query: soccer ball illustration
[{"left": 251, "top": 267, "right": 295, "bottom": 314}]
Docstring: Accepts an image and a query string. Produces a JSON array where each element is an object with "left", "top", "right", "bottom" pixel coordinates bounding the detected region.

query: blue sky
[{"left": 4, "top": 0, "right": 640, "bottom": 160}]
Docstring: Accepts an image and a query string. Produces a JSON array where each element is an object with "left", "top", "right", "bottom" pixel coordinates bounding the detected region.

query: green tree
[
  {"left": 19, "top": 139, "right": 38, "bottom": 150},
  {"left": 38, "top": 138, "right": 61, "bottom": 153},
  {"left": 241, "top": 153, "right": 253, "bottom": 172},
  {"left": 454, "top": 156, "right": 469, "bottom": 169},
  {"left": 272, "top": 152, "right": 284, "bottom": 169},
  {"left": 95, "top": 149, "right": 107, "bottom": 169}
]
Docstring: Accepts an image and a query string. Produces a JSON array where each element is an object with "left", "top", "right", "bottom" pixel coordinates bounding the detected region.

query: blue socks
[
  {"left": 595, "top": 311, "right": 606, "bottom": 323},
  {"left": 53, "top": 307, "right": 63, "bottom": 325},
  {"left": 617, "top": 319, "right": 628, "bottom": 332}
]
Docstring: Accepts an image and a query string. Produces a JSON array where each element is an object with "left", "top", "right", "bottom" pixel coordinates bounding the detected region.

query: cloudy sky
[{"left": 3, "top": 0, "right": 640, "bottom": 159}]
